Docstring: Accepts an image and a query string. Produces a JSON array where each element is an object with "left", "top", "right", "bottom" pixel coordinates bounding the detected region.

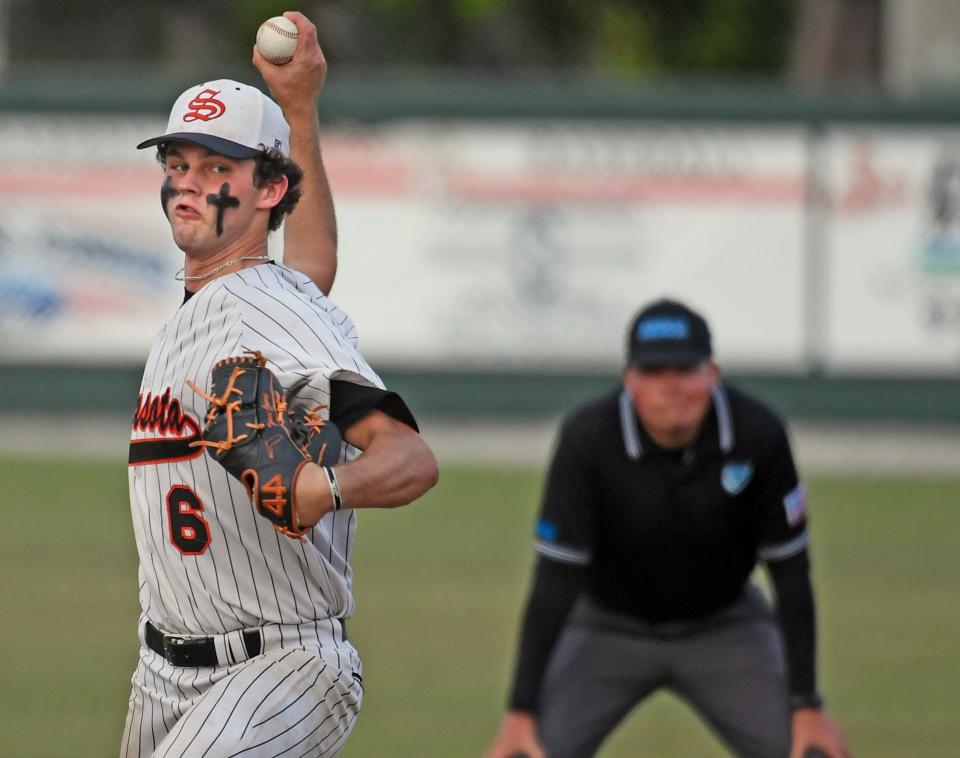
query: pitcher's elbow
[
  {"left": 426, "top": 455, "right": 440, "bottom": 491},
  {"left": 418, "top": 446, "right": 440, "bottom": 493}
]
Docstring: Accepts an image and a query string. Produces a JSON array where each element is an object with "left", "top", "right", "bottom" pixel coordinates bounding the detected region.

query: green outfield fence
[
  {"left": 2, "top": 363, "right": 960, "bottom": 424},
  {"left": 7, "top": 65, "right": 960, "bottom": 124}
]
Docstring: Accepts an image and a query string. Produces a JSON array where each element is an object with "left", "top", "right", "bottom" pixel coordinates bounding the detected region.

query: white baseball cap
[{"left": 137, "top": 79, "right": 290, "bottom": 159}]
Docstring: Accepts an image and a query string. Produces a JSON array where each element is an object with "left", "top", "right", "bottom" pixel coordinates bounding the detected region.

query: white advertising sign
[
  {"left": 823, "top": 128, "right": 960, "bottom": 373},
  {"left": 329, "top": 123, "right": 809, "bottom": 371},
  {"left": 0, "top": 116, "right": 179, "bottom": 362}
]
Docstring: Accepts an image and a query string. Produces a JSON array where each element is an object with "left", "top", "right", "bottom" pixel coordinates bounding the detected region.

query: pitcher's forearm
[
  {"left": 284, "top": 112, "right": 337, "bottom": 294},
  {"left": 295, "top": 429, "right": 438, "bottom": 527}
]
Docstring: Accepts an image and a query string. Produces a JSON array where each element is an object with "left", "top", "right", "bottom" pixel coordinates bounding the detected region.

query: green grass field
[{"left": 1, "top": 456, "right": 958, "bottom": 757}]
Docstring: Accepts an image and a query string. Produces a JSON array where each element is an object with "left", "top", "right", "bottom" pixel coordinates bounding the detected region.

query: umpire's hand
[
  {"left": 792, "top": 708, "right": 852, "bottom": 758},
  {"left": 486, "top": 711, "right": 546, "bottom": 758}
]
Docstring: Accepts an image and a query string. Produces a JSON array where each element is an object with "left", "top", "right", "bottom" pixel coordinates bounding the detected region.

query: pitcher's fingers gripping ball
[{"left": 188, "top": 350, "right": 340, "bottom": 538}]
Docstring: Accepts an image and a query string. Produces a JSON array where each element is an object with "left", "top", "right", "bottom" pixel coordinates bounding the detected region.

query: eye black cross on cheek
[
  {"left": 160, "top": 176, "right": 180, "bottom": 218},
  {"left": 207, "top": 183, "right": 240, "bottom": 237}
]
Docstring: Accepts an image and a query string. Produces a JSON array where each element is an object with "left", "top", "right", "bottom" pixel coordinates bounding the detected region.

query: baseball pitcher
[{"left": 120, "top": 14, "right": 438, "bottom": 757}]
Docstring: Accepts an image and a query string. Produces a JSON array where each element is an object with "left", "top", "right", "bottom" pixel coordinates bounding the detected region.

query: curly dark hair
[
  {"left": 156, "top": 143, "right": 303, "bottom": 232},
  {"left": 253, "top": 146, "right": 303, "bottom": 231}
]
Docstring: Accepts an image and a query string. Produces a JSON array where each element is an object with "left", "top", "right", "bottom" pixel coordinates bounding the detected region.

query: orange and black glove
[{"left": 189, "top": 351, "right": 341, "bottom": 538}]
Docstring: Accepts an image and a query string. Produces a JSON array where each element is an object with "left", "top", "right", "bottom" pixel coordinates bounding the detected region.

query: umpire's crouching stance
[{"left": 487, "top": 300, "right": 851, "bottom": 758}]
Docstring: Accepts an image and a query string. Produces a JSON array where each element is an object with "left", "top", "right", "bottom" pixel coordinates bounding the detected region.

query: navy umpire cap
[{"left": 627, "top": 299, "right": 712, "bottom": 367}]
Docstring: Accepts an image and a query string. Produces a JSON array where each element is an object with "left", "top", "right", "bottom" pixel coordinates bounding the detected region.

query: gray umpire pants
[{"left": 538, "top": 584, "right": 791, "bottom": 758}]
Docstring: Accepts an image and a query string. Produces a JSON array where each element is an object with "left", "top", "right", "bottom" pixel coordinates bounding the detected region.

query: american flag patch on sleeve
[{"left": 782, "top": 483, "right": 807, "bottom": 526}]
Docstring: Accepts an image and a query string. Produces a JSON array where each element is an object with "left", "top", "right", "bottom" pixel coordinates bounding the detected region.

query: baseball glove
[
  {"left": 188, "top": 350, "right": 342, "bottom": 539},
  {"left": 288, "top": 402, "right": 343, "bottom": 470}
]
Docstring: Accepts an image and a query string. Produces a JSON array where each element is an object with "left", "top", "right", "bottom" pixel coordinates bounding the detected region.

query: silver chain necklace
[{"left": 175, "top": 255, "right": 271, "bottom": 282}]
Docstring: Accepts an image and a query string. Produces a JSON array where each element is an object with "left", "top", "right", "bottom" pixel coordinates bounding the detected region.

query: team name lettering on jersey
[{"left": 129, "top": 387, "right": 203, "bottom": 466}]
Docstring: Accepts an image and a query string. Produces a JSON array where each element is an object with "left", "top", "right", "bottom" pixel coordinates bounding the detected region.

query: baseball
[{"left": 256, "top": 16, "right": 298, "bottom": 65}]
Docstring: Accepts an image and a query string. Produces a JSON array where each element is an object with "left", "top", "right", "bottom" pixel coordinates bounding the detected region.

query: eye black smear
[{"left": 160, "top": 176, "right": 180, "bottom": 218}]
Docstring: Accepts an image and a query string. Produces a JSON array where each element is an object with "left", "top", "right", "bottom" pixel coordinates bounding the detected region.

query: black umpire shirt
[{"left": 510, "top": 382, "right": 817, "bottom": 713}]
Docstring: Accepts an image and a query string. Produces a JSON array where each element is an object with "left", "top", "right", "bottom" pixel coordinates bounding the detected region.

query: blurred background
[
  {"left": 1, "top": 1, "right": 958, "bottom": 756},
  {"left": 3, "top": 0, "right": 960, "bottom": 427}
]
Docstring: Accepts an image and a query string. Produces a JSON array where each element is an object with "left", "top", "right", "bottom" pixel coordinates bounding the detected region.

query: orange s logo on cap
[{"left": 183, "top": 89, "right": 227, "bottom": 122}]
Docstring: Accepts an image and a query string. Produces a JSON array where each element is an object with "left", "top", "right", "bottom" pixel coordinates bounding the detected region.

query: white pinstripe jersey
[{"left": 128, "top": 263, "right": 380, "bottom": 636}]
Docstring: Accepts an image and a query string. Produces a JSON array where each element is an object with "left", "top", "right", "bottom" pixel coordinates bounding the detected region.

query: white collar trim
[{"left": 619, "top": 383, "right": 734, "bottom": 460}]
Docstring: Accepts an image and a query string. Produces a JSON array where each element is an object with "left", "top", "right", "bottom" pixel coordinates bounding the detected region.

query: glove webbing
[{"left": 186, "top": 350, "right": 288, "bottom": 456}]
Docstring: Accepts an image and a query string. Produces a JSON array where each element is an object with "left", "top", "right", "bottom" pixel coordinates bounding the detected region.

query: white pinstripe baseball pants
[{"left": 120, "top": 623, "right": 363, "bottom": 758}]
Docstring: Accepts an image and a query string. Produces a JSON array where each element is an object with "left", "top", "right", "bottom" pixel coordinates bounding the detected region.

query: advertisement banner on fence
[
  {"left": 0, "top": 116, "right": 809, "bottom": 371},
  {"left": 329, "top": 122, "right": 809, "bottom": 372},
  {"left": 0, "top": 116, "right": 178, "bottom": 362},
  {"left": 823, "top": 128, "right": 960, "bottom": 373}
]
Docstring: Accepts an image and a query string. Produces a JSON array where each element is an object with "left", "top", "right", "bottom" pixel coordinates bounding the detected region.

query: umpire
[{"left": 486, "top": 299, "right": 851, "bottom": 758}]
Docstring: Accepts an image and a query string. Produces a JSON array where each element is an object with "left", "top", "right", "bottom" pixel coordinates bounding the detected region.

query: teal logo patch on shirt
[{"left": 721, "top": 461, "right": 754, "bottom": 495}]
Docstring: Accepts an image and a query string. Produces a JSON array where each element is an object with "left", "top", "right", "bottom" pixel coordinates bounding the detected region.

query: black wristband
[{"left": 790, "top": 692, "right": 824, "bottom": 711}]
